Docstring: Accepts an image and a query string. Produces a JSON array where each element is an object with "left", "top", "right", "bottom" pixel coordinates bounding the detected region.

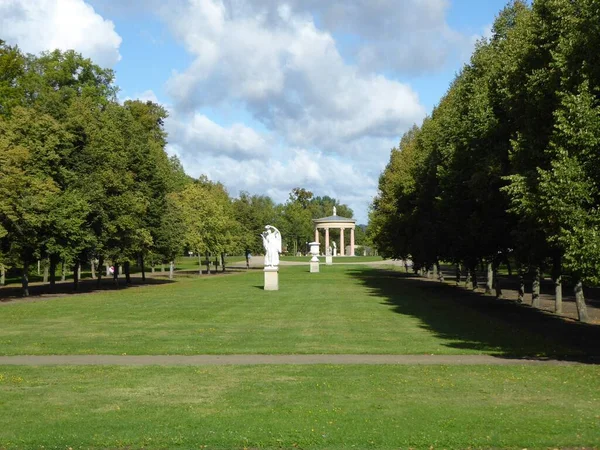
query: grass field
[
  {"left": 1, "top": 264, "right": 599, "bottom": 449},
  {"left": 1, "top": 256, "right": 248, "bottom": 285},
  {"left": 0, "top": 265, "right": 587, "bottom": 356},
  {"left": 1, "top": 364, "right": 599, "bottom": 449}
]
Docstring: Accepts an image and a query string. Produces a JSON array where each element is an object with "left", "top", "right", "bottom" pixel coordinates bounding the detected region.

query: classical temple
[{"left": 312, "top": 206, "right": 356, "bottom": 256}]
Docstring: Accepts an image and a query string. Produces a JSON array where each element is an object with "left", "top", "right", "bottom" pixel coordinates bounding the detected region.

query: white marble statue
[
  {"left": 261, "top": 225, "right": 282, "bottom": 267},
  {"left": 333, "top": 206, "right": 337, "bottom": 216},
  {"left": 332, "top": 240, "right": 337, "bottom": 256}
]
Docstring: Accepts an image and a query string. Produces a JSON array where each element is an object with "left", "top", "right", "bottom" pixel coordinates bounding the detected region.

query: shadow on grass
[
  {"left": 348, "top": 267, "right": 600, "bottom": 363},
  {"left": 0, "top": 276, "right": 178, "bottom": 303}
]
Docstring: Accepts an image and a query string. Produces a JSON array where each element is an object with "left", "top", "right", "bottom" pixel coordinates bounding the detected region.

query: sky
[{"left": 0, "top": 0, "right": 511, "bottom": 223}]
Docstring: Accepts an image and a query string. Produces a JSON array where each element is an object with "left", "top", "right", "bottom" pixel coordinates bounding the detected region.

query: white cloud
[
  {"left": 161, "top": 0, "right": 426, "bottom": 151},
  {"left": 152, "top": 0, "right": 440, "bottom": 221},
  {"left": 167, "top": 144, "right": 377, "bottom": 221},
  {"left": 167, "top": 112, "right": 270, "bottom": 160},
  {"left": 136, "top": 89, "right": 160, "bottom": 103},
  {"left": 116, "top": 0, "right": 485, "bottom": 221},
  {"left": 0, "top": 0, "right": 122, "bottom": 67}
]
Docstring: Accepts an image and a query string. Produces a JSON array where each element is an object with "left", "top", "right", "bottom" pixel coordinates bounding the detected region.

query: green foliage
[
  {"left": 172, "top": 178, "right": 241, "bottom": 257},
  {"left": 233, "top": 192, "right": 278, "bottom": 254},
  {"left": 0, "top": 47, "right": 186, "bottom": 292},
  {"left": 370, "top": 0, "right": 600, "bottom": 302}
]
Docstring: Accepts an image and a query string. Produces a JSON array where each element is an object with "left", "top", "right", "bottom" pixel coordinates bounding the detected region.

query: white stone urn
[{"left": 308, "top": 242, "right": 320, "bottom": 262}]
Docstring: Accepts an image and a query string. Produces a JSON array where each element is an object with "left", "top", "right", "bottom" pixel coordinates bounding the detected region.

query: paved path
[
  {"left": 229, "top": 256, "right": 405, "bottom": 269},
  {"left": 0, "top": 354, "right": 593, "bottom": 366}
]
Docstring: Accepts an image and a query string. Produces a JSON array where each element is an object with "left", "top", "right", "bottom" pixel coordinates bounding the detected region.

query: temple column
[
  {"left": 350, "top": 228, "right": 355, "bottom": 256},
  {"left": 340, "top": 228, "right": 345, "bottom": 256},
  {"left": 325, "top": 228, "right": 330, "bottom": 252},
  {"left": 314, "top": 227, "right": 319, "bottom": 243}
]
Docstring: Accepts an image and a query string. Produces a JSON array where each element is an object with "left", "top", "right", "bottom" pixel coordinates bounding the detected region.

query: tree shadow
[
  {"left": 0, "top": 275, "right": 176, "bottom": 303},
  {"left": 347, "top": 267, "right": 600, "bottom": 363}
]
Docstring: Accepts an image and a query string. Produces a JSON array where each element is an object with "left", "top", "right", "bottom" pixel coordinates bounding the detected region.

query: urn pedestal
[{"left": 309, "top": 241, "right": 320, "bottom": 273}]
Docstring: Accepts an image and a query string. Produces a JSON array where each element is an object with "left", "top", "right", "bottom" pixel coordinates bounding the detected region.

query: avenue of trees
[
  {"left": 369, "top": 0, "right": 600, "bottom": 322},
  {"left": 0, "top": 42, "right": 358, "bottom": 295}
]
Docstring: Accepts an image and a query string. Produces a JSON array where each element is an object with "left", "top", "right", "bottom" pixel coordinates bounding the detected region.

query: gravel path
[
  {"left": 0, "top": 354, "right": 593, "bottom": 366},
  {"left": 228, "top": 256, "right": 404, "bottom": 268}
]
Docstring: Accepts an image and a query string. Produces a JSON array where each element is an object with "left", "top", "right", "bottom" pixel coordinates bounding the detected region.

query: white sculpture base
[
  {"left": 310, "top": 261, "right": 320, "bottom": 273},
  {"left": 264, "top": 266, "right": 279, "bottom": 291},
  {"left": 325, "top": 255, "right": 333, "bottom": 265}
]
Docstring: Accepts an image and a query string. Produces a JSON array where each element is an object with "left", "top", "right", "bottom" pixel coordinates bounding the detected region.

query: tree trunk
[
  {"left": 198, "top": 253, "right": 202, "bottom": 275},
  {"left": 455, "top": 263, "right": 461, "bottom": 285},
  {"left": 113, "top": 263, "right": 119, "bottom": 286},
  {"left": 518, "top": 270, "right": 525, "bottom": 303},
  {"left": 493, "top": 263, "right": 502, "bottom": 299},
  {"left": 485, "top": 262, "right": 493, "bottom": 294},
  {"left": 552, "top": 254, "right": 562, "bottom": 314},
  {"left": 554, "top": 275, "right": 563, "bottom": 314},
  {"left": 506, "top": 259, "right": 512, "bottom": 277},
  {"left": 49, "top": 256, "right": 57, "bottom": 291},
  {"left": 0, "top": 264, "right": 5, "bottom": 286},
  {"left": 169, "top": 261, "right": 174, "bottom": 280},
  {"left": 61, "top": 261, "right": 66, "bottom": 282},
  {"left": 206, "top": 252, "right": 211, "bottom": 275},
  {"left": 161, "top": 262, "right": 165, "bottom": 274},
  {"left": 37, "top": 259, "right": 41, "bottom": 275},
  {"left": 106, "top": 263, "right": 110, "bottom": 277},
  {"left": 141, "top": 254, "right": 146, "bottom": 283},
  {"left": 90, "top": 259, "right": 96, "bottom": 279},
  {"left": 246, "top": 251, "right": 250, "bottom": 270},
  {"left": 73, "top": 261, "right": 80, "bottom": 291},
  {"left": 119, "top": 265, "right": 123, "bottom": 276},
  {"left": 465, "top": 268, "right": 471, "bottom": 288},
  {"left": 22, "top": 261, "right": 30, "bottom": 297},
  {"left": 124, "top": 261, "right": 131, "bottom": 285},
  {"left": 43, "top": 260, "right": 49, "bottom": 284},
  {"left": 151, "top": 259, "right": 155, "bottom": 274},
  {"left": 436, "top": 261, "right": 444, "bottom": 282},
  {"left": 221, "top": 252, "right": 225, "bottom": 272},
  {"left": 432, "top": 263, "right": 438, "bottom": 280},
  {"left": 531, "top": 266, "right": 541, "bottom": 308},
  {"left": 471, "top": 264, "right": 477, "bottom": 291},
  {"left": 573, "top": 279, "right": 589, "bottom": 323},
  {"left": 97, "top": 256, "right": 104, "bottom": 288}
]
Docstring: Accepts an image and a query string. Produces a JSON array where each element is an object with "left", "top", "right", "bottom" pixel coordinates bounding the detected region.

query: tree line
[
  {"left": 368, "top": 0, "right": 600, "bottom": 322},
  {"left": 0, "top": 42, "right": 360, "bottom": 295}
]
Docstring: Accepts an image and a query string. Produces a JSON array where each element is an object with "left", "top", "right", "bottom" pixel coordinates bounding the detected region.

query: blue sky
[{"left": 2, "top": 0, "right": 511, "bottom": 223}]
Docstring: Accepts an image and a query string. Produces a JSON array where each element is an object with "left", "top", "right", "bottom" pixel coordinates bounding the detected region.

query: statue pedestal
[
  {"left": 264, "top": 266, "right": 279, "bottom": 291},
  {"left": 310, "top": 261, "right": 320, "bottom": 273},
  {"left": 325, "top": 255, "right": 333, "bottom": 265}
]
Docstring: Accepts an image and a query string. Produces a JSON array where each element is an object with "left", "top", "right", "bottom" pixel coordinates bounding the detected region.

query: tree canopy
[{"left": 368, "top": 0, "right": 600, "bottom": 322}]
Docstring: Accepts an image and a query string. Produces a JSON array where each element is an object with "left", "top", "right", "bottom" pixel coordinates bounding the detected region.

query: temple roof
[{"left": 313, "top": 215, "right": 356, "bottom": 224}]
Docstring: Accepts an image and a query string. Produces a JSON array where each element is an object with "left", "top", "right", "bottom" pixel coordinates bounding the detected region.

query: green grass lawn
[
  {"left": 1, "top": 364, "right": 598, "bottom": 449},
  {"left": 1, "top": 256, "right": 248, "bottom": 286},
  {"left": 0, "top": 265, "right": 592, "bottom": 356},
  {"left": 175, "top": 255, "right": 246, "bottom": 271},
  {"left": 1, "top": 265, "right": 600, "bottom": 449}
]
